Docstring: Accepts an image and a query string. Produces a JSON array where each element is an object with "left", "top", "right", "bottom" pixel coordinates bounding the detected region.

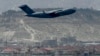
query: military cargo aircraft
[{"left": 19, "top": 5, "right": 76, "bottom": 18}]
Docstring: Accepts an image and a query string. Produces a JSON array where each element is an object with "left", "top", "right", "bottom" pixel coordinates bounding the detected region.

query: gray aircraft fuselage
[{"left": 19, "top": 5, "right": 76, "bottom": 18}]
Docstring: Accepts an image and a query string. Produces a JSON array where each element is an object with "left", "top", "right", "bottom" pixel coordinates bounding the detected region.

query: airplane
[{"left": 19, "top": 4, "right": 76, "bottom": 18}]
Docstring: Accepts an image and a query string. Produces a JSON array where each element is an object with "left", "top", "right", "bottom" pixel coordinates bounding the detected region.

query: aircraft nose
[
  {"left": 68, "top": 9, "right": 76, "bottom": 14},
  {"left": 64, "top": 9, "right": 76, "bottom": 15},
  {"left": 71, "top": 9, "right": 76, "bottom": 13}
]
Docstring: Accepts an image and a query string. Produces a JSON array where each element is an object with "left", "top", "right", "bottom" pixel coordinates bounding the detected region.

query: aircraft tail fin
[{"left": 19, "top": 5, "right": 35, "bottom": 15}]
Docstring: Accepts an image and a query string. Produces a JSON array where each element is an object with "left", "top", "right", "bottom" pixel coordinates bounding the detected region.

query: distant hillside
[{"left": 0, "top": 8, "right": 100, "bottom": 42}]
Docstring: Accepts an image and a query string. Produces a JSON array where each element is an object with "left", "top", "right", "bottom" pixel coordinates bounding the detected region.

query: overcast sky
[{"left": 0, "top": 0, "right": 100, "bottom": 13}]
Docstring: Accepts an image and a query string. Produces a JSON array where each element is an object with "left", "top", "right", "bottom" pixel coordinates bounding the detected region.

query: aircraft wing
[
  {"left": 45, "top": 8, "right": 76, "bottom": 16},
  {"left": 45, "top": 9, "right": 63, "bottom": 14}
]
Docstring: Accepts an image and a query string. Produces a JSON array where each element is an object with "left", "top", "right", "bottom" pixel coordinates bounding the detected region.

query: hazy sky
[{"left": 0, "top": 0, "right": 100, "bottom": 13}]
